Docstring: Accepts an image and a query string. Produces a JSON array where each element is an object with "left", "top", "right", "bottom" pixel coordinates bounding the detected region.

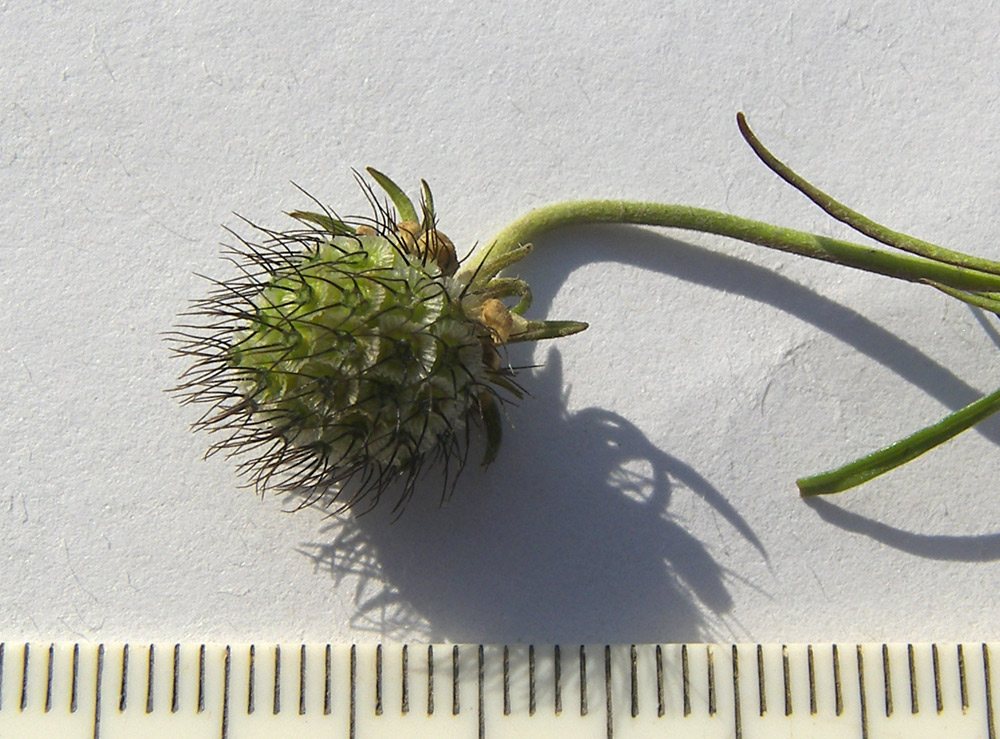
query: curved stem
[
  {"left": 454, "top": 116, "right": 1000, "bottom": 497},
  {"left": 736, "top": 113, "right": 1000, "bottom": 276},
  {"left": 459, "top": 200, "right": 1000, "bottom": 296},
  {"left": 458, "top": 198, "right": 1000, "bottom": 496},
  {"left": 798, "top": 385, "right": 1000, "bottom": 496}
]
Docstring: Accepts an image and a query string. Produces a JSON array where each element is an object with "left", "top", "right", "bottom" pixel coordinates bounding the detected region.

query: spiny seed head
[
  {"left": 169, "top": 172, "right": 521, "bottom": 513},
  {"left": 170, "top": 169, "right": 589, "bottom": 514},
  {"left": 231, "top": 235, "right": 485, "bottom": 469}
]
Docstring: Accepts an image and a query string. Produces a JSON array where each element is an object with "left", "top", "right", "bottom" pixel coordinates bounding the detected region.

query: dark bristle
[{"left": 169, "top": 177, "right": 515, "bottom": 515}]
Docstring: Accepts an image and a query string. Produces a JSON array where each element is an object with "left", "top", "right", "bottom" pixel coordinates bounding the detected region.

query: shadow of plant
[
  {"left": 299, "top": 348, "right": 765, "bottom": 644},
  {"left": 296, "top": 220, "right": 1000, "bottom": 642}
]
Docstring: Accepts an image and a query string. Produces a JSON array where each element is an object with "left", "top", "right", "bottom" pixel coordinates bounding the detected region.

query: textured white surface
[{"left": 3, "top": 1, "right": 1000, "bottom": 645}]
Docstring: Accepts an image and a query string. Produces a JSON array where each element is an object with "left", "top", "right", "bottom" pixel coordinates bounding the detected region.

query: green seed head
[
  {"left": 172, "top": 175, "right": 520, "bottom": 511},
  {"left": 231, "top": 233, "right": 488, "bottom": 476},
  {"left": 171, "top": 170, "right": 587, "bottom": 512}
]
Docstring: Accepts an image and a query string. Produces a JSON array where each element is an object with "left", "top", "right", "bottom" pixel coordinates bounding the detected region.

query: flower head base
[{"left": 170, "top": 170, "right": 586, "bottom": 512}]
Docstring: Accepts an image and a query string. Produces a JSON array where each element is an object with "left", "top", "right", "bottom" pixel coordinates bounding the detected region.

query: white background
[{"left": 3, "top": 0, "right": 1000, "bottom": 646}]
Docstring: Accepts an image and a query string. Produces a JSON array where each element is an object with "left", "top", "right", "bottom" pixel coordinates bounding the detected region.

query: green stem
[
  {"left": 454, "top": 117, "right": 1000, "bottom": 497},
  {"left": 798, "top": 385, "right": 1000, "bottom": 496},
  {"left": 735, "top": 113, "right": 1000, "bottom": 276},
  {"left": 458, "top": 199, "right": 1000, "bottom": 497},
  {"left": 926, "top": 282, "right": 1000, "bottom": 315},
  {"left": 460, "top": 201, "right": 1000, "bottom": 296}
]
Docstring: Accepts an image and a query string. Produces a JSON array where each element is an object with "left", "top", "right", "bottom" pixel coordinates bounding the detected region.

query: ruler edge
[{"left": 0, "top": 641, "right": 996, "bottom": 739}]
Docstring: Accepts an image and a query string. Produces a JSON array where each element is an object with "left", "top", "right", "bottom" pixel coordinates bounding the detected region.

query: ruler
[{"left": 0, "top": 641, "right": 995, "bottom": 738}]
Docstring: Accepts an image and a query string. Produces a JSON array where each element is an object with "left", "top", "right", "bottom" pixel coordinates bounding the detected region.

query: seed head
[
  {"left": 171, "top": 169, "right": 587, "bottom": 513},
  {"left": 172, "top": 173, "right": 520, "bottom": 512}
]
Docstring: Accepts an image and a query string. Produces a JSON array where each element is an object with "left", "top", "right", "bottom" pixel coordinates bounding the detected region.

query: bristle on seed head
[{"left": 168, "top": 175, "right": 520, "bottom": 514}]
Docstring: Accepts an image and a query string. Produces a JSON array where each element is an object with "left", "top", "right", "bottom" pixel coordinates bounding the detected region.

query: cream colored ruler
[{"left": 0, "top": 642, "right": 995, "bottom": 738}]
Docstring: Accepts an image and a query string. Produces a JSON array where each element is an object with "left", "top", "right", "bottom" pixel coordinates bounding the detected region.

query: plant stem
[
  {"left": 797, "top": 384, "right": 1000, "bottom": 496},
  {"left": 735, "top": 112, "right": 1000, "bottom": 276},
  {"left": 455, "top": 110, "right": 1000, "bottom": 497},
  {"left": 460, "top": 200, "right": 1000, "bottom": 296},
  {"left": 458, "top": 199, "right": 1000, "bottom": 497}
]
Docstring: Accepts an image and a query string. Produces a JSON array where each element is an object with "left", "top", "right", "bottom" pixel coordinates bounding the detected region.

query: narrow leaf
[
  {"left": 508, "top": 319, "right": 589, "bottom": 343},
  {"left": 366, "top": 167, "right": 419, "bottom": 223},
  {"left": 420, "top": 179, "right": 435, "bottom": 227},
  {"left": 480, "top": 394, "right": 503, "bottom": 466},
  {"left": 287, "top": 210, "right": 355, "bottom": 235}
]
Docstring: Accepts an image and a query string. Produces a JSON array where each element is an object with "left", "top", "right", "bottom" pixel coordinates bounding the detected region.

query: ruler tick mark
[
  {"left": 146, "top": 643, "right": 155, "bottom": 714},
  {"left": 117, "top": 644, "right": 127, "bottom": 713},
  {"left": 555, "top": 645, "right": 562, "bottom": 715},
  {"left": 528, "top": 645, "right": 536, "bottom": 716},
  {"left": 605, "top": 645, "right": 613, "bottom": 739},
  {"left": 19, "top": 642, "right": 28, "bottom": 712},
  {"left": 984, "top": 643, "right": 996, "bottom": 739},
  {"left": 707, "top": 646, "right": 716, "bottom": 716},
  {"left": 580, "top": 645, "right": 588, "bottom": 717},
  {"left": 782, "top": 644, "right": 791, "bottom": 716},
  {"left": 399, "top": 644, "right": 407, "bottom": 715},
  {"left": 477, "top": 645, "right": 485, "bottom": 739},
  {"left": 221, "top": 645, "right": 231, "bottom": 739},
  {"left": 46, "top": 643, "right": 54, "bottom": 713},
  {"left": 832, "top": 644, "right": 843, "bottom": 716},
  {"left": 808, "top": 644, "right": 817, "bottom": 715},
  {"left": 324, "top": 644, "right": 332, "bottom": 716},
  {"left": 349, "top": 645, "right": 357, "bottom": 739},
  {"left": 732, "top": 645, "right": 742, "bottom": 739},
  {"left": 908, "top": 643, "right": 918, "bottom": 714},
  {"left": 299, "top": 644, "right": 306, "bottom": 716},
  {"left": 198, "top": 644, "right": 206, "bottom": 713},
  {"left": 933, "top": 643, "right": 943, "bottom": 713},
  {"left": 756, "top": 644, "right": 766, "bottom": 716},
  {"left": 426, "top": 645, "right": 434, "bottom": 716},
  {"left": 630, "top": 645, "right": 638, "bottom": 718},
  {"left": 655, "top": 645, "right": 664, "bottom": 717},
  {"left": 247, "top": 644, "right": 255, "bottom": 714},
  {"left": 882, "top": 643, "right": 893, "bottom": 717},
  {"left": 375, "top": 643, "right": 383, "bottom": 716},
  {"left": 273, "top": 644, "right": 281, "bottom": 715},
  {"left": 71, "top": 643, "right": 79, "bottom": 713},
  {"left": 681, "top": 644, "right": 690, "bottom": 717},
  {"left": 959, "top": 644, "right": 969, "bottom": 712},
  {"left": 171, "top": 644, "right": 180, "bottom": 713},
  {"left": 502, "top": 646, "right": 510, "bottom": 716},
  {"left": 452, "top": 645, "right": 460, "bottom": 716},
  {"left": 857, "top": 645, "right": 869, "bottom": 739},
  {"left": 93, "top": 644, "right": 104, "bottom": 739}
]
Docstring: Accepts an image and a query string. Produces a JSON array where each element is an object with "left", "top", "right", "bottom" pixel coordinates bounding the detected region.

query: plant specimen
[{"left": 170, "top": 114, "right": 1000, "bottom": 511}]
